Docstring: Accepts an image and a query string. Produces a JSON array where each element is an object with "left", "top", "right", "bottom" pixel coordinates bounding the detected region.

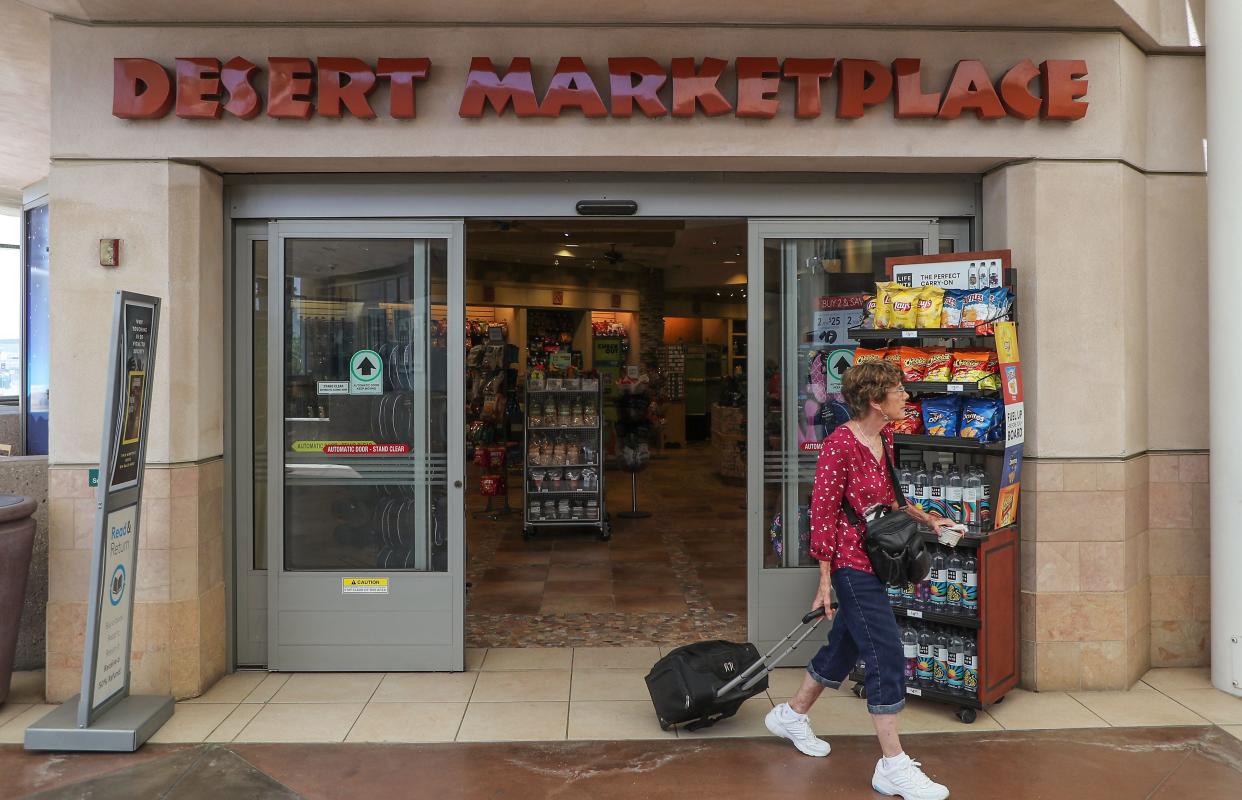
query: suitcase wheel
[
  {"left": 852, "top": 682, "right": 867, "bottom": 699},
  {"left": 658, "top": 717, "right": 672, "bottom": 732}
]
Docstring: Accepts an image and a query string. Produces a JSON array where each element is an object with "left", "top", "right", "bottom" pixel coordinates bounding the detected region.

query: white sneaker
[
  {"left": 872, "top": 754, "right": 950, "bottom": 800},
  {"left": 764, "top": 703, "right": 831, "bottom": 757}
]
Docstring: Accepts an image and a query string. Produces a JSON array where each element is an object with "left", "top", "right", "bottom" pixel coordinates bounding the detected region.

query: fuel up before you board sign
[{"left": 111, "top": 56, "right": 1088, "bottom": 122}]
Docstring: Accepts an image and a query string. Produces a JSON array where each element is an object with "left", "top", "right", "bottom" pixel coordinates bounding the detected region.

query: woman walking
[{"left": 765, "top": 359, "right": 953, "bottom": 800}]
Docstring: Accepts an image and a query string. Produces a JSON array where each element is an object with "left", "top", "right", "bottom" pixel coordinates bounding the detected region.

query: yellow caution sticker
[
  {"left": 291, "top": 440, "right": 375, "bottom": 453},
  {"left": 342, "top": 577, "right": 389, "bottom": 594}
]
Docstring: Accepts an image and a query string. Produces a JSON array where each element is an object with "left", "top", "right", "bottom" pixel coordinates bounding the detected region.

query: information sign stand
[{"left": 25, "top": 292, "right": 172, "bottom": 752}]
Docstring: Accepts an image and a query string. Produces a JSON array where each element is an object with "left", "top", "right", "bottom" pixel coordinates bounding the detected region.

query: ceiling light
[
  {"left": 564, "top": 243, "right": 579, "bottom": 248},
  {"left": 554, "top": 259, "right": 560, "bottom": 266},
  {"left": 723, "top": 260, "right": 737, "bottom": 265},
  {"left": 564, "top": 232, "right": 570, "bottom": 237},
  {"left": 735, "top": 247, "right": 743, "bottom": 257},
  {"left": 711, "top": 238, "right": 718, "bottom": 246},
  {"left": 716, "top": 291, "right": 721, "bottom": 297}
]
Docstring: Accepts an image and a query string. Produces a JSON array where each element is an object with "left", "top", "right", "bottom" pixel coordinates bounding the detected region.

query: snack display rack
[
  {"left": 522, "top": 379, "right": 611, "bottom": 541},
  {"left": 844, "top": 250, "right": 1024, "bottom": 723}
]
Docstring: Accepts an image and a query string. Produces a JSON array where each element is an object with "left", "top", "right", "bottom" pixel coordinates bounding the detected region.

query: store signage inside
[{"left": 112, "top": 56, "right": 1088, "bottom": 121}]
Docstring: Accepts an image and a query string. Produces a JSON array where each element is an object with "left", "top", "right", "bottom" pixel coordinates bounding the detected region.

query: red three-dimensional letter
[
  {"left": 113, "top": 58, "right": 173, "bottom": 119},
  {"left": 836, "top": 59, "right": 892, "bottom": 119},
  {"left": 377, "top": 58, "right": 431, "bottom": 119},
  {"left": 939, "top": 60, "right": 1006, "bottom": 120},
  {"left": 459, "top": 57, "right": 541, "bottom": 117},
  {"left": 998, "top": 60, "right": 1042, "bottom": 120},
  {"left": 541, "top": 57, "right": 608, "bottom": 117},
  {"left": 1040, "top": 60, "right": 1089, "bottom": 120},
  {"left": 268, "top": 57, "right": 315, "bottom": 119},
  {"left": 608, "top": 57, "right": 667, "bottom": 117},
  {"left": 735, "top": 57, "right": 781, "bottom": 119},
  {"left": 671, "top": 57, "right": 733, "bottom": 117},
  {"left": 781, "top": 58, "right": 834, "bottom": 119},
  {"left": 318, "top": 57, "right": 378, "bottom": 119},
  {"left": 221, "top": 57, "right": 261, "bottom": 119},
  {"left": 175, "top": 58, "right": 222, "bottom": 119},
  {"left": 892, "top": 58, "right": 941, "bottom": 119}
]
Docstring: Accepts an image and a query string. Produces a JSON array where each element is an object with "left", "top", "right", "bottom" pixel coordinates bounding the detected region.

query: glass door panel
[{"left": 281, "top": 237, "right": 449, "bottom": 572}]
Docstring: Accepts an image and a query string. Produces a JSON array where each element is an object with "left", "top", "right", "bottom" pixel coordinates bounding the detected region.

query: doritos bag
[
  {"left": 922, "top": 396, "right": 962, "bottom": 437},
  {"left": 959, "top": 397, "right": 1004, "bottom": 442},
  {"left": 892, "top": 401, "right": 924, "bottom": 434},
  {"left": 896, "top": 346, "right": 930, "bottom": 382},
  {"left": 853, "top": 347, "right": 888, "bottom": 366},
  {"left": 889, "top": 286, "right": 922, "bottom": 329},
  {"left": 922, "top": 347, "right": 954, "bottom": 382},
  {"left": 916, "top": 285, "right": 945, "bottom": 329}
]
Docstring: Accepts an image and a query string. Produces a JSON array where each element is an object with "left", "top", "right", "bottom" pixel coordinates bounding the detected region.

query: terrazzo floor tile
[
  {"left": 148, "top": 703, "right": 237, "bottom": 743},
  {"left": 345, "top": 702, "right": 467, "bottom": 742},
  {"left": 455, "top": 701, "right": 569, "bottom": 742},
  {"left": 567, "top": 700, "right": 678, "bottom": 740}
]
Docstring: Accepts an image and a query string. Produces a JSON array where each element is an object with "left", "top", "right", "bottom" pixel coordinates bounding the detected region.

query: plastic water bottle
[
  {"left": 962, "top": 554, "right": 979, "bottom": 617},
  {"left": 900, "top": 464, "right": 915, "bottom": 503},
  {"left": 916, "top": 627, "right": 935, "bottom": 687},
  {"left": 947, "top": 551, "right": 965, "bottom": 614},
  {"left": 902, "top": 625, "right": 918, "bottom": 685},
  {"left": 964, "top": 636, "right": 979, "bottom": 697},
  {"left": 930, "top": 549, "right": 948, "bottom": 609},
  {"left": 947, "top": 632, "right": 965, "bottom": 693},
  {"left": 887, "top": 581, "right": 903, "bottom": 607},
  {"left": 963, "top": 468, "right": 982, "bottom": 533},
  {"left": 916, "top": 576, "right": 931, "bottom": 610},
  {"left": 978, "top": 468, "right": 992, "bottom": 531},
  {"left": 933, "top": 627, "right": 949, "bottom": 690},
  {"left": 915, "top": 465, "right": 930, "bottom": 512},
  {"left": 930, "top": 465, "right": 946, "bottom": 518},
  {"left": 947, "top": 465, "right": 963, "bottom": 523}
]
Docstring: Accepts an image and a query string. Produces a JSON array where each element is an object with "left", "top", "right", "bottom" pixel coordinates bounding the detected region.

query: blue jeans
[{"left": 806, "top": 567, "right": 906, "bottom": 714}]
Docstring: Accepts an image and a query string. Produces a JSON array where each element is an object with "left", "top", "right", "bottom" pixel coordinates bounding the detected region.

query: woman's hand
[
  {"left": 811, "top": 579, "right": 834, "bottom": 620},
  {"left": 928, "top": 515, "right": 959, "bottom": 537}
]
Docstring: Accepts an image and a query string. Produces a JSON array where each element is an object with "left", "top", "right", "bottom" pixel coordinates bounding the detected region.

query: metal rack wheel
[
  {"left": 522, "top": 526, "right": 535, "bottom": 541},
  {"left": 956, "top": 707, "right": 977, "bottom": 724},
  {"left": 852, "top": 682, "right": 867, "bottom": 699},
  {"left": 599, "top": 519, "right": 612, "bottom": 541}
]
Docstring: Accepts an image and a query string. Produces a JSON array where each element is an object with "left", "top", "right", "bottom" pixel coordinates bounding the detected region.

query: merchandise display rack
[
  {"left": 846, "top": 251, "right": 1024, "bottom": 724},
  {"left": 522, "top": 381, "right": 611, "bottom": 541}
]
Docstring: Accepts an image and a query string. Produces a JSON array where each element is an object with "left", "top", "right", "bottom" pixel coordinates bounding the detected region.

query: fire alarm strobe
[{"left": 99, "top": 239, "right": 120, "bottom": 267}]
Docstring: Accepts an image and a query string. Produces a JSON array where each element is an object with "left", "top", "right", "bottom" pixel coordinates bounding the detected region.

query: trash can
[{"left": 0, "top": 494, "right": 37, "bottom": 706}]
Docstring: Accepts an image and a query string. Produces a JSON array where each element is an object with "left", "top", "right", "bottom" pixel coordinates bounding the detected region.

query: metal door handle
[{"left": 453, "top": 480, "right": 463, "bottom": 488}]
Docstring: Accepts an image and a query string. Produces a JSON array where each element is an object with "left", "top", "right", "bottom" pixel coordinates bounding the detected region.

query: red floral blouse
[{"left": 808, "top": 424, "right": 898, "bottom": 573}]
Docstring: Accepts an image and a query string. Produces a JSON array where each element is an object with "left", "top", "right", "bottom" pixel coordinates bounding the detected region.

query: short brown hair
[{"left": 841, "top": 359, "right": 903, "bottom": 419}]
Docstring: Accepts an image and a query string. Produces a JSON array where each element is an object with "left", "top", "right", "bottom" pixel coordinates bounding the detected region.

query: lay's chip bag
[
  {"left": 896, "top": 346, "right": 930, "bottom": 382},
  {"left": 853, "top": 347, "right": 888, "bottom": 366},
  {"left": 889, "top": 286, "right": 922, "bottom": 329},
  {"left": 916, "top": 285, "right": 945, "bottom": 329},
  {"left": 986, "top": 286, "right": 1014, "bottom": 323},
  {"left": 874, "top": 282, "right": 901, "bottom": 329},
  {"left": 922, "top": 347, "right": 954, "bottom": 382},
  {"left": 960, "top": 289, "right": 991, "bottom": 327},
  {"left": 861, "top": 294, "right": 878, "bottom": 329},
  {"left": 922, "top": 396, "right": 962, "bottom": 437}
]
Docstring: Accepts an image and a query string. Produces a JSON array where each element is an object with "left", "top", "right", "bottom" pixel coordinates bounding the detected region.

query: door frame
[{"left": 745, "top": 219, "right": 941, "bottom": 663}]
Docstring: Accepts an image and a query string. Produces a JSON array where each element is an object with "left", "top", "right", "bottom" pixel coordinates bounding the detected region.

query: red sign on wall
[
  {"left": 552, "top": 290, "right": 564, "bottom": 306},
  {"left": 112, "top": 56, "right": 1089, "bottom": 122}
]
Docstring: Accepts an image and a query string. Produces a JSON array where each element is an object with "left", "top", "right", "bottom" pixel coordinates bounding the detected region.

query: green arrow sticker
[{"left": 349, "top": 349, "right": 383, "bottom": 395}]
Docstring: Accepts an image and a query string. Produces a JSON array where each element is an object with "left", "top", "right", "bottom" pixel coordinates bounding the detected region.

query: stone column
[
  {"left": 44, "top": 160, "right": 225, "bottom": 701},
  {"left": 1207, "top": 0, "right": 1242, "bottom": 697}
]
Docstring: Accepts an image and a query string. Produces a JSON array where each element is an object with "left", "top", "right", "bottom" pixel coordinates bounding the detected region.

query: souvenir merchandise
[
  {"left": 916, "top": 285, "right": 945, "bottom": 328},
  {"left": 922, "top": 396, "right": 963, "bottom": 436}
]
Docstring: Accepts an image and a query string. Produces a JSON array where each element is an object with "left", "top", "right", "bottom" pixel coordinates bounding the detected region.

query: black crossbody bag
[{"left": 840, "top": 442, "right": 932, "bottom": 588}]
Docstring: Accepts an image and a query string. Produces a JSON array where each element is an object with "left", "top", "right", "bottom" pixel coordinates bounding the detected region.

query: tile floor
[
  {"left": 6, "top": 657, "right": 1242, "bottom": 746},
  {"left": 464, "top": 443, "right": 748, "bottom": 647}
]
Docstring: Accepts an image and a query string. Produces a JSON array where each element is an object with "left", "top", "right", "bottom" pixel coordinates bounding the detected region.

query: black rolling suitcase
[{"left": 645, "top": 605, "right": 832, "bottom": 731}]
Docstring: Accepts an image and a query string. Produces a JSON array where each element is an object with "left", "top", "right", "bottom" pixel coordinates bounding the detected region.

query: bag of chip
[
  {"left": 942, "top": 289, "right": 969, "bottom": 328},
  {"left": 884, "top": 348, "right": 904, "bottom": 371},
  {"left": 960, "top": 290, "right": 991, "bottom": 327},
  {"left": 922, "top": 347, "right": 954, "bottom": 382},
  {"left": 889, "top": 286, "right": 922, "bottom": 329},
  {"left": 853, "top": 347, "right": 887, "bottom": 366},
  {"left": 950, "top": 350, "right": 999, "bottom": 385},
  {"left": 874, "top": 282, "right": 901, "bottom": 329},
  {"left": 916, "top": 285, "right": 945, "bottom": 329},
  {"left": 861, "top": 294, "right": 877, "bottom": 328},
  {"left": 922, "top": 396, "right": 962, "bottom": 437},
  {"left": 896, "top": 346, "right": 929, "bottom": 382},
  {"left": 986, "top": 286, "right": 1014, "bottom": 323},
  {"left": 892, "top": 401, "right": 924, "bottom": 434},
  {"left": 959, "top": 397, "right": 1004, "bottom": 442}
]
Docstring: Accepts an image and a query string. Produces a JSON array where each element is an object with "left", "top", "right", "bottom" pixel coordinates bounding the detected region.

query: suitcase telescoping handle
[{"left": 715, "top": 603, "right": 838, "bottom": 699}]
